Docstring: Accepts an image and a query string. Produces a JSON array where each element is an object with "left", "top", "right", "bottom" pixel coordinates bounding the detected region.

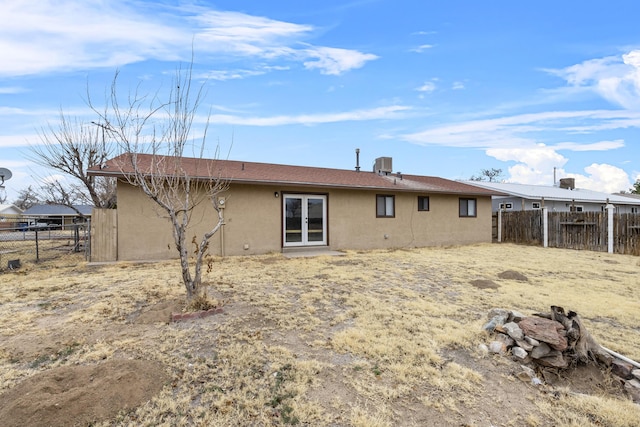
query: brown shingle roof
[{"left": 88, "top": 153, "right": 500, "bottom": 196}]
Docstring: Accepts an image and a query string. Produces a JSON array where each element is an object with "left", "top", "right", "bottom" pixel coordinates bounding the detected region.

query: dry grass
[{"left": 1, "top": 243, "right": 639, "bottom": 426}]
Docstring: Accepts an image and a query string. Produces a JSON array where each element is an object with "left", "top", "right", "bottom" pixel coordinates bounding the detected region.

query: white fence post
[
  {"left": 497, "top": 209, "right": 502, "bottom": 243},
  {"left": 543, "top": 207, "right": 548, "bottom": 248},
  {"left": 606, "top": 203, "right": 615, "bottom": 253}
]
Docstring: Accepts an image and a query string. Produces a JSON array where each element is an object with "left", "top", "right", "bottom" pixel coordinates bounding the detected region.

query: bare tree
[
  {"left": 92, "top": 64, "right": 227, "bottom": 304},
  {"left": 28, "top": 112, "right": 117, "bottom": 213},
  {"left": 470, "top": 168, "right": 503, "bottom": 182},
  {"left": 13, "top": 185, "right": 41, "bottom": 210}
]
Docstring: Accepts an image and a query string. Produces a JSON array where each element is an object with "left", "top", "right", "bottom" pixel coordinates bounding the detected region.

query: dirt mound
[
  {"left": 498, "top": 270, "right": 529, "bottom": 281},
  {"left": 470, "top": 279, "right": 500, "bottom": 289},
  {"left": 133, "top": 299, "right": 183, "bottom": 324},
  {"left": 0, "top": 359, "right": 169, "bottom": 427}
]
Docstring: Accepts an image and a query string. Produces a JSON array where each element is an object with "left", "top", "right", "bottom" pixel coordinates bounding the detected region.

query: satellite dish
[{"left": 0, "top": 167, "right": 12, "bottom": 186}]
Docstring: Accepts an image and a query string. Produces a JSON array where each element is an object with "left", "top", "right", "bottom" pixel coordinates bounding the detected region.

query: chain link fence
[{"left": 0, "top": 221, "right": 90, "bottom": 271}]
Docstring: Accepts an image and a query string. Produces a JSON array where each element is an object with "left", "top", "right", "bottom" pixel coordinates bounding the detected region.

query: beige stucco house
[{"left": 88, "top": 154, "right": 500, "bottom": 261}]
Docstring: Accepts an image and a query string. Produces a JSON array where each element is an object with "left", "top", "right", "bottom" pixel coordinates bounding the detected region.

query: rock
[
  {"left": 628, "top": 379, "right": 640, "bottom": 389},
  {"left": 612, "top": 359, "right": 634, "bottom": 380},
  {"left": 530, "top": 343, "right": 552, "bottom": 360},
  {"left": 524, "top": 336, "right": 540, "bottom": 347},
  {"left": 483, "top": 314, "right": 508, "bottom": 332},
  {"left": 483, "top": 309, "right": 510, "bottom": 332},
  {"left": 488, "top": 308, "right": 510, "bottom": 319},
  {"left": 515, "top": 339, "right": 533, "bottom": 352},
  {"left": 495, "top": 332, "right": 515, "bottom": 348},
  {"left": 624, "top": 379, "right": 640, "bottom": 403},
  {"left": 632, "top": 369, "right": 640, "bottom": 381},
  {"left": 477, "top": 343, "right": 489, "bottom": 357},
  {"left": 489, "top": 341, "right": 506, "bottom": 354},
  {"left": 520, "top": 364, "right": 536, "bottom": 376},
  {"left": 535, "top": 350, "right": 567, "bottom": 368},
  {"left": 508, "top": 310, "right": 526, "bottom": 323},
  {"left": 511, "top": 346, "right": 529, "bottom": 361},
  {"left": 503, "top": 322, "right": 524, "bottom": 341},
  {"left": 518, "top": 317, "right": 568, "bottom": 351}
]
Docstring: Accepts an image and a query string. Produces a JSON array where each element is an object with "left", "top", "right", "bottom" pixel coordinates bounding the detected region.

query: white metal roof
[{"left": 461, "top": 181, "right": 640, "bottom": 205}]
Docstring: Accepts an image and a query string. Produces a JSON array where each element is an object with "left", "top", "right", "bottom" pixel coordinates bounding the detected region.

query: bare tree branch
[
  {"left": 27, "top": 111, "right": 116, "bottom": 209},
  {"left": 91, "top": 61, "right": 228, "bottom": 303}
]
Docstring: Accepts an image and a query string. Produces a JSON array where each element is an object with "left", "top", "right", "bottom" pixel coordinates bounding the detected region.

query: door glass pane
[
  {"left": 285, "top": 198, "right": 302, "bottom": 243},
  {"left": 307, "top": 198, "right": 324, "bottom": 242}
]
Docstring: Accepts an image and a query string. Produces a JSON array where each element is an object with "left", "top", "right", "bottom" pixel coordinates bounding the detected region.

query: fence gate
[{"left": 91, "top": 208, "right": 117, "bottom": 262}]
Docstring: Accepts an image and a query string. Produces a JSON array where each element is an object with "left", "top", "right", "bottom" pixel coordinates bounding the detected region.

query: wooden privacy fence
[{"left": 497, "top": 211, "right": 640, "bottom": 256}]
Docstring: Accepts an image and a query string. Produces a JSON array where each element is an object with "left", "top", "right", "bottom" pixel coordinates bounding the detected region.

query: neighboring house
[
  {"left": 0, "top": 204, "right": 24, "bottom": 231},
  {"left": 0, "top": 204, "right": 23, "bottom": 216},
  {"left": 618, "top": 193, "right": 640, "bottom": 202},
  {"left": 22, "top": 204, "right": 93, "bottom": 229},
  {"left": 463, "top": 179, "right": 640, "bottom": 214},
  {"left": 88, "top": 154, "right": 501, "bottom": 260}
]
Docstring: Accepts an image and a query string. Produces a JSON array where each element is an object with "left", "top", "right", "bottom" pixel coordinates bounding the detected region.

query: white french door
[{"left": 283, "top": 194, "right": 327, "bottom": 247}]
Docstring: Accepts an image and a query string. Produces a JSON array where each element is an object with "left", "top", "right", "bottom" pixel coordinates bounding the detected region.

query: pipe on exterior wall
[{"left": 220, "top": 210, "right": 225, "bottom": 257}]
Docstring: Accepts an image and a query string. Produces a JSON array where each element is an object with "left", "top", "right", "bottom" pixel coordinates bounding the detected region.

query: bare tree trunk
[
  {"left": 91, "top": 61, "right": 229, "bottom": 306},
  {"left": 550, "top": 306, "right": 612, "bottom": 366}
]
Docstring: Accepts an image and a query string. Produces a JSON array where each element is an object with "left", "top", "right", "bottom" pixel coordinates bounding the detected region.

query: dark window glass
[
  {"left": 459, "top": 198, "right": 477, "bottom": 217},
  {"left": 418, "top": 196, "right": 430, "bottom": 211},
  {"left": 376, "top": 195, "right": 395, "bottom": 217}
]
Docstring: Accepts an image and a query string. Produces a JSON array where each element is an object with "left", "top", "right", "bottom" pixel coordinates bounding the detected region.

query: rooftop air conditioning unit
[
  {"left": 374, "top": 157, "right": 393, "bottom": 175},
  {"left": 559, "top": 178, "right": 575, "bottom": 190}
]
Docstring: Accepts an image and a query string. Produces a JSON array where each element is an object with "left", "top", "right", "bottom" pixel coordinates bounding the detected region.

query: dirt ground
[{"left": 0, "top": 243, "right": 639, "bottom": 426}]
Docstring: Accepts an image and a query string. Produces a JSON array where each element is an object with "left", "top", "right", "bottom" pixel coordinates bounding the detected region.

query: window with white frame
[{"left": 532, "top": 202, "right": 541, "bottom": 209}]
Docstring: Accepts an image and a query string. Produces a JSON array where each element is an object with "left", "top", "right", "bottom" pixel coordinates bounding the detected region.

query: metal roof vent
[{"left": 374, "top": 157, "right": 392, "bottom": 175}]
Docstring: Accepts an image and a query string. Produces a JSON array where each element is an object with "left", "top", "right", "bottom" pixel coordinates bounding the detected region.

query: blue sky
[{"left": 2, "top": 0, "right": 640, "bottom": 201}]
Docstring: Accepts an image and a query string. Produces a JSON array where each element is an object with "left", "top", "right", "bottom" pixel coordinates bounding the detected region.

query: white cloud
[
  {"left": 411, "top": 44, "right": 434, "bottom": 53},
  {"left": 400, "top": 110, "right": 636, "bottom": 191},
  {"left": 452, "top": 81, "right": 465, "bottom": 90},
  {"left": 210, "top": 105, "right": 410, "bottom": 126},
  {"left": 488, "top": 145, "right": 568, "bottom": 185},
  {"left": 547, "top": 49, "right": 640, "bottom": 110},
  {"left": 570, "top": 164, "right": 632, "bottom": 193},
  {"left": 200, "top": 69, "right": 268, "bottom": 81},
  {"left": 554, "top": 140, "right": 624, "bottom": 151},
  {"left": 0, "top": 134, "right": 38, "bottom": 148},
  {"left": 401, "top": 110, "right": 638, "bottom": 148},
  {"left": 416, "top": 82, "right": 436, "bottom": 93},
  {"left": 302, "top": 47, "right": 378, "bottom": 75},
  {"left": 487, "top": 147, "right": 632, "bottom": 192},
  {"left": 0, "top": 1, "right": 377, "bottom": 77},
  {"left": 0, "top": 86, "right": 26, "bottom": 94}
]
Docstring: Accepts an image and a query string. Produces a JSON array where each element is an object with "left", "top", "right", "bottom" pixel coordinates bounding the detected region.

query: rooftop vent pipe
[{"left": 355, "top": 148, "right": 361, "bottom": 172}]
